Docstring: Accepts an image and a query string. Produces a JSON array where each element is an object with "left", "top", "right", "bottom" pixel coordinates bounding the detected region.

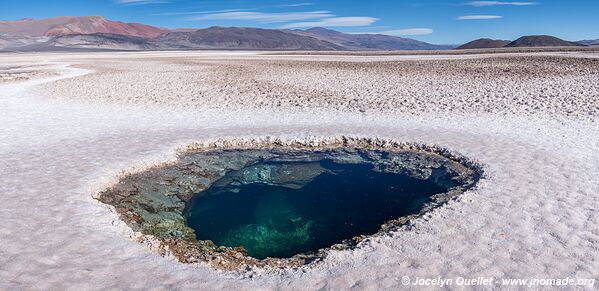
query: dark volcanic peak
[
  {"left": 157, "top": 26, "right": 342, "bottom": 50},
  {"left": 505, "top": 35, "right": 584, "bottom": 48},
  {"left": 457, "top": 38, "right": 511, "bottom": 49}
]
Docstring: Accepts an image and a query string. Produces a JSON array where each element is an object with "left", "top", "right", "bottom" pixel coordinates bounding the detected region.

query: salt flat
[{"left": 0, "top": 51, "right": 598, "bottom": 290}]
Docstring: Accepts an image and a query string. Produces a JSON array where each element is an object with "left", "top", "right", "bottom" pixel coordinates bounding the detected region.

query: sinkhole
[{"left": 96, "top": 138, "right": 482, "bottom": 270}]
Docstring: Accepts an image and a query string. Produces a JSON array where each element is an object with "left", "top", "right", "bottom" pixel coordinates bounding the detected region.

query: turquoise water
[{"left": 186, "top": 159, "right": 447, "bottom": 259}]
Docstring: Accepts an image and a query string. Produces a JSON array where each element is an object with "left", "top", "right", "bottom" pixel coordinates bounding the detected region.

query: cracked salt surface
[{"left": 0, "top": 53, "right": 598, "bottom": 290}]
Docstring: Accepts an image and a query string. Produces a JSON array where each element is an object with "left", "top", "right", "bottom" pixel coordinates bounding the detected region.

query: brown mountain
[
  {"left": 0, "top": 16, "right": 168, "bottom": 38},
  {"left": 290, "top": 27, "right": 451, "bottom": 50},
  {"left": 457, "top": 38, "right": 511, "bottom": 49},
  {"left": 156, "top": 26, "right": 342, "bottom": 50},
  {"left": 505, "top": 35, "right": 584, "bottom": 47}
]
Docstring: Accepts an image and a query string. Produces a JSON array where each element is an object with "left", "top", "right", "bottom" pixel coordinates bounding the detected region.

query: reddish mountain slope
[{"left": 0, "top": 16, "right": 168, "bottom": 38}]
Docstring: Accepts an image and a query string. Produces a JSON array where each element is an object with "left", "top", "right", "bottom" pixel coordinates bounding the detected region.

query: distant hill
[
  {"left": 457, "top": 38, "right": 511, "bottom": 49},
  {"left": 577, "top": 39, "right": 599, "bottom": 46},
  {"left": 156, "top": 26, "right": 342, "bottom": 50},
  {"left": 505, "top": 35, "right": 583, "bottom": 47},
  {"left": 291, "top": 27, "right": 451, "bottom": 50}
]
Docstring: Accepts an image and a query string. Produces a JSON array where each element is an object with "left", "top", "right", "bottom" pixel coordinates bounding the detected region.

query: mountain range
[
  {"left": 0, "top": 16, "right": 450, "bottom": 51},
  {"left": 0, "top": 16, "right": 596, "bottom": 52},
  {"left": 290, "top": 27, "right": 453, "bottom": 50}
]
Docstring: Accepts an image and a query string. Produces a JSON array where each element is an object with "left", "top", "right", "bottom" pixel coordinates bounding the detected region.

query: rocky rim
[{"left": 95, "top": 137, "right": 483, "bottom": 272}]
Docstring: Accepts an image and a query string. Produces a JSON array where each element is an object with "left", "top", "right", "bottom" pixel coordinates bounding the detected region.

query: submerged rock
[{"left": 212, "top": 162, "right": 329, "bottom": 191}]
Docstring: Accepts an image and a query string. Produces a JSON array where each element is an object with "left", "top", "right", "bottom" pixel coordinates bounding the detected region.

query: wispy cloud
[
  {"left": 353, "top": 28, "right": 433, "bottom": 36},
  {"left": 153, "top": 9, "right": 252, "bottom": 16},
  {"left": 458, "top": 15, "right": 503, "bottom": 20},
  {"left": 181, "top": 5, "right": 378, "bottom": 29},
  {"left": 281, "top": 17, "right": 379, "bottom": 28},
  {"left": 378, "top": 28, "right": 434, "bottom": 36},
  {"left": 465, "top": 1, "right": 537, "bottom": 6},
  {"left": 188, "top": 11, "right": 334, "bottom": 23},
  {"left": 115, "top": 0, "right": 168, "bottom": 5},
  {"left": 279, "top": 3, "right": 314, "bottom": 7}
]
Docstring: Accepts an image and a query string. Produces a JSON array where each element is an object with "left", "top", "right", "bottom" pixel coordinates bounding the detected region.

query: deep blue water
[{"left": 186, "top": 159, "right": 447, "bottom": 259}]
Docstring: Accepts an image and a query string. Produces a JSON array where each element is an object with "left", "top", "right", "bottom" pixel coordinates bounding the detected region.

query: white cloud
[
  {"left": 153, "top": 9, "right": 252, "bottom": 16},
  {"left": 183, "top": 7, "right": 378, "bottom": 29},
  {"left": 458, "top": 15, "right": 503, "bottom": 20},
  {"left": 378, "top": 28, "right": 434, "bottom": 36},
  {"left": 188, "top": 11, "right": 334, "bottom": 23},
  {"left": 354, "top": 28, "right": 433, "bottom": 36},
  {"left": 279, "top": 3, "right": 314, "bottom": 7},
  {"left": 465, "top": 1, "right": 537, "bottom": 6},
  {"left": 280, "top": 17, "right": 379, "bottom": 28}
]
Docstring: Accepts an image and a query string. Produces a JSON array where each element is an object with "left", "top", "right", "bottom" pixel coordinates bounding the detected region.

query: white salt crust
[{"left": 0, "top": 51, "right": 598, "bottom": 290}]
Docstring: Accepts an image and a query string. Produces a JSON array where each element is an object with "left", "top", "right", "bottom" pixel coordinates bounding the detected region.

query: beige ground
[{"left": 1, "top": 50, "right": 598, "bottom": 290}]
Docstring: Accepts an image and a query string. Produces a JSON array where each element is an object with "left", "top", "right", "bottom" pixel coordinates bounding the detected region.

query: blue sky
[{"left": 1, "top": 0, "right": 598, "bottom": 44}]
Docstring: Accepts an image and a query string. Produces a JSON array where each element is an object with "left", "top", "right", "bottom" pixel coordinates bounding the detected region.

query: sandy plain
[{"left": 1, "top": 50, "right": 598, "bottom": 290}]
